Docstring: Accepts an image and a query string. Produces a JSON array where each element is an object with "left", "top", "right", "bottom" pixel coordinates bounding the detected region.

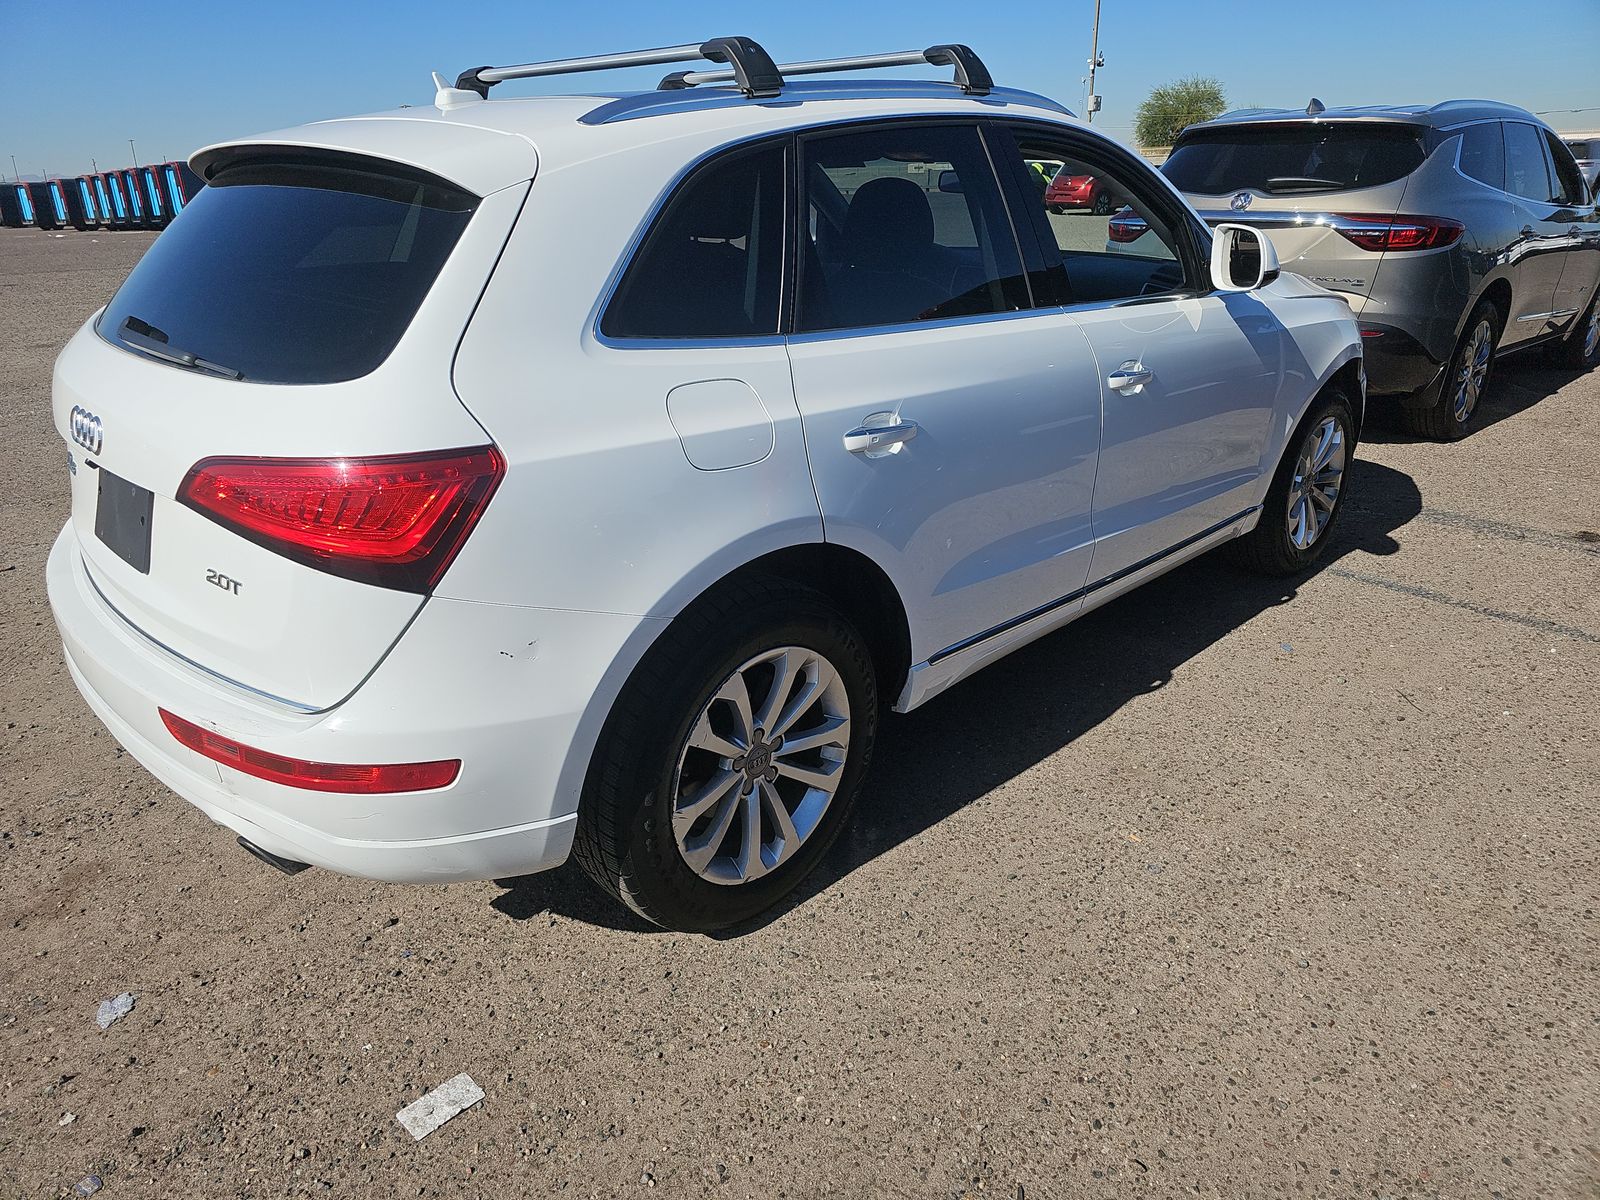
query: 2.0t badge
[{"left": 70, "top": 405, "right": 103, "bottom": 455}]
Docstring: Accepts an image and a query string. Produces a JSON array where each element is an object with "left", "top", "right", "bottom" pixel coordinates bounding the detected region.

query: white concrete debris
[
  {"left": 395, "top": 1073, "right": 484, "bottom": 1140},
  {"left": 95, "top": 992, "right": 135, "bottom": 1030}
]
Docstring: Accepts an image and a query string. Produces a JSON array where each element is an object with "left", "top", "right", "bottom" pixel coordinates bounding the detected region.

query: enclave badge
[{"left": 70, "top": 405, "right": 103, "bottom": 455}]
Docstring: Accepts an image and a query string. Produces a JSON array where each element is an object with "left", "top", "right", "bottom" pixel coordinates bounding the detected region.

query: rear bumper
[
  {"left": 47, "top": 521, "right": 659, "bottom": 883},
  {"left": 1357, "top": 322, "right": 1447, "bottom": 398}
]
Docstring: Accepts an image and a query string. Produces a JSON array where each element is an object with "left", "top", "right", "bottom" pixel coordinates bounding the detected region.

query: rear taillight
[
  {"left": 178, "top": 446, "right": 504, "bottom": 593},
  {"left": 1107, "top": 211, "right": 1148, "bottom": 243},
  {"left": 160, "top": 709, "right": 459, "bottom": 793},
  {"left": 1331, "top": 213, "right": 1465, "bottom": 253}
]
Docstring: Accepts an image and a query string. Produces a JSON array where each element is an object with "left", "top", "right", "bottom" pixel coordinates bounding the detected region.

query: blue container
[
  {"left": 73, "top": 177, "right": 102, "bottom": 228},
  {"left": 60, "top": 177, "right": 99, "bottom": 229},
  {"left": 92, "top": 174, "right": 115, "bottom": 226},
  {"left": 105, "top": 173, "right": 132, "bottom": 228},
  {"left": 139, "top": 166, "right": 169, "bottom": 228},
  {"left": 160, "top": 161, "right": 204, "bottom": 214},
  {"left": 25, "top": 182, "right": 61, "bottom": 230},
  {"left": 118, "top": 168, "right": 149, "bottom": 227}
]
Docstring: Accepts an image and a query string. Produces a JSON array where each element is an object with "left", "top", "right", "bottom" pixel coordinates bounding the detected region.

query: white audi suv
[{"left": 47, "top": 39, "right": 1363, "bottom": 931}]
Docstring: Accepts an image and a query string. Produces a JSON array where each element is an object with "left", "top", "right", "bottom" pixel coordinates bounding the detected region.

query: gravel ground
[{"left": 1, "top": 226, "right": 1596, "bottom": 1199}]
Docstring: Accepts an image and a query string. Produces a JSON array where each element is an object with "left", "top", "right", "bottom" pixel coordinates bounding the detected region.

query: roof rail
[
  {"left": 661, "top": 44, "right": 992, "bottom": 96},
  {"left": 452, "top": 36, "right": 782, "bottom": 100}
]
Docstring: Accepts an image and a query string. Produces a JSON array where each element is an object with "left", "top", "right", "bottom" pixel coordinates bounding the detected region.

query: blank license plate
[{"left": 94, "top": 470, "right": 154, "bottom": 574}]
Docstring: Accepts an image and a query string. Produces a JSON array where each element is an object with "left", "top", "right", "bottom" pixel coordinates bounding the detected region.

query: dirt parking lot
[{"left": 1, "top": 227, "right": 1596, "bottom": 1199}]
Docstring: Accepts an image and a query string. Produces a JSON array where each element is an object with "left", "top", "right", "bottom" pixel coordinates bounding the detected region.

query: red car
[{"left": 1045, "top": 168, "right": 1114, "bottom": 215}]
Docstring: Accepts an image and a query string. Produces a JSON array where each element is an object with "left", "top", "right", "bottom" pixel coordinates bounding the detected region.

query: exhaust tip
[{"left": 237, "top": 836, "right": 312, "bottom": 876}]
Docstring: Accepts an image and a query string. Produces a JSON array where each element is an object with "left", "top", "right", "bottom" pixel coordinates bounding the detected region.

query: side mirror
[
  {"left": 937, "top": 170, "right": 964, "bottom": 194},
  {"left": 1210, "top": 223, "right": 1279, "bottom": 291}
]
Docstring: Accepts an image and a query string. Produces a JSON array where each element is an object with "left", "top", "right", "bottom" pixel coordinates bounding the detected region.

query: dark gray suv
[{"left": 1149, "top": 101, "right": 1600, "bottom": 439}]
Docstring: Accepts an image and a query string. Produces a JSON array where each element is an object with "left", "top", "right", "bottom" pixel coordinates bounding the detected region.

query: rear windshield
[
  {"left": 99, "top": 159, "right": 477, "bottom": 384},
  {"left": 1162, "top": 123, "right": 1427, "bottom": 195}
]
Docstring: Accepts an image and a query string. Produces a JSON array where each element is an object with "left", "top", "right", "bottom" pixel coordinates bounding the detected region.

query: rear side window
[
  {"left": 99, "top": 159, "right": 477, "bottom": 384},
  {"left": 602, "top": 144, "right": 784, "bottom": 340},
  {"left": 1457, "top": 123, "right": 1505, "bottom": 190},
  {"left": 1162, "top": 123, "right": 1426, "bottom": 195},
  {"left": 1505, "top": 122, "right": 1556, "bottom": 203}
]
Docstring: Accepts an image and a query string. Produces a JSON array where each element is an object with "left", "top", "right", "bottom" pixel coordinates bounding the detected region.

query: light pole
[
  {"left": 8, "top": 155, "right": 17, "bottom": 182},
  {"left": 1085, "top": 0, "right": 1104, "bottom": 124},
  {"left": 128, "top": 139, "right": 138, "bottom": 168}
]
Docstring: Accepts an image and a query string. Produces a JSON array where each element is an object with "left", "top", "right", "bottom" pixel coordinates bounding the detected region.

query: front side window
[
  {"left": 99, "top": 158, "right": 477, "bottom": 384},
  {"left": 602, "top": 143, "right": 785, "bottom": 340},
  {"left": 796, "top": 124, "right": 1028, "bottom": 333},
  {"left": 1457, "top": 123, "right": 1505, "bottom": 190},
  {"left": 997, "top": 127, "right": 1186, "bottom": 306},
  {"left": 1542, "top": 129, "right": 1588, "bottom": 204},
  {"left": 1505, "top": 122, "right": 1556, "bottom": 203}
]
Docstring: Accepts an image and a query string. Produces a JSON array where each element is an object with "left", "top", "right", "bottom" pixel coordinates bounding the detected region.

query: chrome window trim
[{"left": 784, "top": 303, "right": 1061, "bottom": 346}]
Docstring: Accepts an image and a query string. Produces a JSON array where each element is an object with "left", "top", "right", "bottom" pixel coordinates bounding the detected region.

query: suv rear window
[
  {"left": 99, "top": 159, "right": 477, "bottom": 384},
  {"left": 1162, "top": 123, "right": 1427, "bottom": 195}
]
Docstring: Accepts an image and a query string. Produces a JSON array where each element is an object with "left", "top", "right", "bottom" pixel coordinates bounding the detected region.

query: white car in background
[{"left": 47, "top": 38, "right": 1363, "bottom": 932}]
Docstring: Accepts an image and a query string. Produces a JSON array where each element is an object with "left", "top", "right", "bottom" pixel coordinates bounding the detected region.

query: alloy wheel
[
  {"left": 1583, "top": 304, "right": 1599, "bottom": 363},
  {"left": 1286, "top": 415, "right": 1347, "bottom": 551},
  {"left": 1453, "top": 319, "right": 1494, "bottom": 423},
  {"left": 671, "top": 646, "right": 851, "bottom": 886}
]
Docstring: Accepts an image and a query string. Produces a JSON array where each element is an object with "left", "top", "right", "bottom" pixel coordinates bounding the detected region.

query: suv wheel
[
  {"left": 1404, "top": 300, "right": 1500, "bottom": 441},
  {"left": 573, "top": 576, "right": 878, "bottom": 933},
  {"left": 1553, "top": 287, "right": 1600, "bottom": 372},
  {"left": 1227, "top": 387, "right": 1355, "bottom": 576}
]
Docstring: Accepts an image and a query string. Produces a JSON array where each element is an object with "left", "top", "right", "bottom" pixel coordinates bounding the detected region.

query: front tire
[
  {"left": 1403, "top": 299, "right": 1500, "bottom": 440},
  {"left": 1553, "top": 285, "right": 1600, "bottom": 372},
  {"left": 1227, "top": 387, "right": 1356, "bottom": 576},
  {"left": 573, "top": 576, "right": 878, "bottom": 933}
]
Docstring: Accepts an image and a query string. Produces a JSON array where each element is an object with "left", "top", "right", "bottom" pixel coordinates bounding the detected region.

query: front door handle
[
  {"left": 1106, "top": 361, "right": 1153, "bottom": 393},
  {"left": 843, "top": 415, "right": 919, "bottom": 457}
]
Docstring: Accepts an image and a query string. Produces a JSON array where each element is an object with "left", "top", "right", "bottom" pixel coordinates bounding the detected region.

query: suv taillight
[
  {"left": 179, "top": 446, "right": 504, "bottom": 593},
  {"left": 1107, "top": 211, "right": 1148, "bottom": 242},
  {"left": 1331, "top": 213, "right": 1465, "bottom": 253}
]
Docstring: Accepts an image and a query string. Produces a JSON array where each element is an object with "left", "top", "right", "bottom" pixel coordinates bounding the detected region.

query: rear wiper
[
  {"left": 117, "top": 316, "right": 243, "bottom": 381},
  {"left": 1263, "top": 176, "right": 1345, "bottom": 193}
]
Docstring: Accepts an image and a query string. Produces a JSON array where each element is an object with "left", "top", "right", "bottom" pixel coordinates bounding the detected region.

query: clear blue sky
[{"left": 5, "top": 0, "right": 1597, "bottom": 179}]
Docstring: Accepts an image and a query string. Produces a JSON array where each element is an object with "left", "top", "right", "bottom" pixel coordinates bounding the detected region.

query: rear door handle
[
  {"left": 1106, "top": 362, "right": 1153, "bottom": 393},
  {"left": 843, "top": 416, "right": 919, "bottom": 457}
]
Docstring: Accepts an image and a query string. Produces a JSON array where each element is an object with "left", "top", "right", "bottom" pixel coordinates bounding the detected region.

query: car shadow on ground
[
  {"left": 492, "top": 457, "right": 1423, "bottom": 936},
  {"left": 1360, "top": 353, "right": 1586, "bottom": 445}
]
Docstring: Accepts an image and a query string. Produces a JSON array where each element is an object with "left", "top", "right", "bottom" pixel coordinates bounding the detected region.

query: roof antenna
[
  {"left": 433, "top": 71, "right": 483, "bottom": 111},
  {"left": 1306, "top": 97, "right": 1326, "bottom": 116}
]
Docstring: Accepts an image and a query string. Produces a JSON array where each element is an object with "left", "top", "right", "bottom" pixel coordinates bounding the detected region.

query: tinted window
[
  {"left": 1457, "top": 123, "right": 1504, "bottom": 190},
  {"left": 796, "top": 124, "right": 1028, "bottom": 332},
  {"left": 1542, "top": 129, "right": 1587, "bottom": 204},
  {"left": 1505, "top": 122, "right": 1556, "bottom": 203},
  {"left": 602, "top": 143, "right": 784, "bottom": 339},
  {"left": 99, "top": 161, "right": 475, "bottom": 384},
  {"left": 999, "top": 128, "right": 1185, "bottom": 306},
  {"left": 1162, "top": 123, "right": 1426, "bottom": 194}
]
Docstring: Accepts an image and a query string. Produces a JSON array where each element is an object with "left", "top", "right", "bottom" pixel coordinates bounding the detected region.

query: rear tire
[
  {"left": 1227, "top": 387, "right": 1356, "bottom": 577},
  {"left": 1402, "top": 299, "right": 1500, "bottom": 441},
  {"left": 1092, "top": 190, "right": 1113, "bottom": 216},
  {"left": 573, "top": 576, "right": 878, "bottom": 933},
  {"left": 1048, "top": 204, "right": 1065, "bottom": 215}
]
